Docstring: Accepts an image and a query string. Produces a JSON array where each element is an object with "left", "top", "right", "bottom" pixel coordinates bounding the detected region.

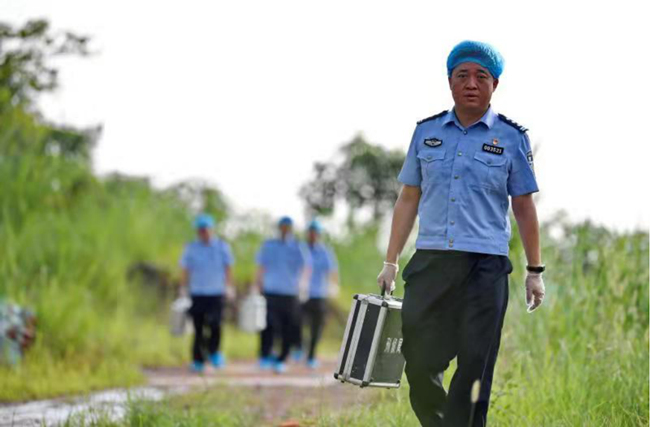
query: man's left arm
[
  {"left": 223, "top": 242, "right": 236, "bottom": 301},
  {"left": 224, "top": 266, "right": 236, "bottom": 301},
  {"left": 512, "top": 194, "right": 545, "bottom": 312}
]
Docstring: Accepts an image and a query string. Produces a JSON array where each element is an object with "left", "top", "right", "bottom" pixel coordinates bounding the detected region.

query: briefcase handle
[{"left": 380, "top": 281, "right": 393, "bottom": 299}]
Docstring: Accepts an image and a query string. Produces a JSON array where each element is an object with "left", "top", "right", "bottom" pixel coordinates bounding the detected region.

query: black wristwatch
[{"left": 526, "top": 264, "right": 546, "bottom": 273}]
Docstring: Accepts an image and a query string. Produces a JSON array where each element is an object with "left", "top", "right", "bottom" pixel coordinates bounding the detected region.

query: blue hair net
[
  {"left": 447, "top": 40, "right": 504, "bottom": 79},
  {"left": 278, "top": 216, "right": 293, "bottom": 227},
  {"left": 308, "top": 219, "right": 323, "bottom": 234},
  {"left": 194, "top": 213, "right": 215, "bottom": 229}
]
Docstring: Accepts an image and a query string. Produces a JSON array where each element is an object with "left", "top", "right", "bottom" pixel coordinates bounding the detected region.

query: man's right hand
[{"left": 376, "top": 263, "right": 398, "bottom": 294}]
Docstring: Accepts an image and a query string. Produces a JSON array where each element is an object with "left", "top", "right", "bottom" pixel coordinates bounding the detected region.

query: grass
[
  {"left": 25, "top": 217, "right": 648, "bottom": 426},
  {"left": 1, "top": 111, "right": 647, "bottom": 422},
  {"left": 0, "top": 156, "right": 196, "bottom": 400},
  {"left": 61, "top": 389, "right": 262, "bottom": 427}
]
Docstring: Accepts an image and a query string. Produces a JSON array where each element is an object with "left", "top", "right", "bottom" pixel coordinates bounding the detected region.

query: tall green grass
[
  {"left": 1, "top": 99, "right": 647, "bottom": 423},
  {"left": 331, "top": 218, "right": 649, "bottom": 426},
  {"left": 0, "top": 149, "right": 197, "bottom": 399},
  {"left": 329, "top": 218, "right": 649, "bottom": 426},
  {"left": 59, "top": 218, "right": 648, "bottom": 426}
]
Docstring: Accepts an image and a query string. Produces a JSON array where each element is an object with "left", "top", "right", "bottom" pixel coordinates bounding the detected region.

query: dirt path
[
  {"left": 145, "top": 359, "right": 377, "bottom": 425},
  {"left": 0, "top": 359, "right": 377, "bottom": 426}
]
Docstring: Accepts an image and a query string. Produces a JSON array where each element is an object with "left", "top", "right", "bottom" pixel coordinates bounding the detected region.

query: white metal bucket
[{"left": 238, "top": 294, "right": 267, "bottom": 333}]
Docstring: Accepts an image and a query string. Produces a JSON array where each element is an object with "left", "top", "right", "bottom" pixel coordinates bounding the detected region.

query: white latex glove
[
  {"left": 525, "top": 272, "right": 545, "bottom": 313},
  {"left": 178, "top": 285, "right": 189, "bottom": 298},
  {"left": 225, "top": 285, "right": 236, "bottom": 302},
  {"left": 328, "top": 283, "right": 340, "bottom": 298},
  {"left": 298, "top": 273, "right": 310, "bottom": 303},
  {"left": 376, "top": 263, "right": 398, "bottom": 294},
  {"left": 298, "top": 285, "right": 309, "bottom": 303}
]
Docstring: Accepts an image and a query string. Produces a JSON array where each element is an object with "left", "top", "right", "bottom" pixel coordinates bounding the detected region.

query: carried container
[
  {"left": 170, "top": 296, "right": 192, "bottom": 336},
  {"left": 238, "top": 293, "right": 267, "bottom": 333},
  {"left": 334, "top": 292, "right": 406, "bottom": 388}
]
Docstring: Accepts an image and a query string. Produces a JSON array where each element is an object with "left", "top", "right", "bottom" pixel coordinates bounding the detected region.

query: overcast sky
[{"left": 3, "top": 0, "right": 648, "bottom": 231}]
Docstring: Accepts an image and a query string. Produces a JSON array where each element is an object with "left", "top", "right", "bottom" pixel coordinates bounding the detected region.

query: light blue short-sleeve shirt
[
  {"left": 180, "top": 238, "right": 234, "bottom": 296},
  {"left": 308, "top": 243, "right": 338, "bottom": 299},
  {"left": 256, "top": 237, "right": 312, "bottom": 296},
  {"left": 398, "top": 107, "right": 539, "bottom": 256}
]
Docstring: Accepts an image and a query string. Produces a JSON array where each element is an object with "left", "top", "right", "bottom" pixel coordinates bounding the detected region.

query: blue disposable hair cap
[
  {"left": 278, "top": 216, "right": 293, "bottom": 227},
  {"left": 194, "top": 213, "right": 215, "bottom": 229},
  {"left": 447, "top": 40, "right": 504, "bottom": 79},
  {"left": 308, "top": 219, "right": 323, "bottom": 234}
]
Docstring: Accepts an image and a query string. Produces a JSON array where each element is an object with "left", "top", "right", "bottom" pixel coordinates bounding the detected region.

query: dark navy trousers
[
  {"left": 189, "top": 295, "right": 224, "bottom": 363},
  {"left": 401, "top": 250, "right": 512, "bottom": 427},
  {"left": 301, "top": 298, "right": 328, "bottom": 360},
  {"left": 260, "top": 294, "right": 300, "bottom": 362}
]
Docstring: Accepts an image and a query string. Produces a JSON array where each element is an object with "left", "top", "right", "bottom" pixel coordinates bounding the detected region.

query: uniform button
[
  {"left": 458, "top": 152, "right": 463, "bottom": 157},
  {"left": 450, "top": 220, "right": 455, "bottom": 225},
  {"left": 487, "top": 160, "right": 492, "bottom": 165},
  {"left": 449, "top": 238, "right": 454, "bottom": 243},
  {"left": 462, "top": 130, "right": 468, "bottom": 135},
  {"left": 427, "top": 155, "right": 432, "bottom": 160},
  {"left": 451, "top": 198, "right": 456, "bottom": 202},
  {"left": 449, "top": 243, "right": 454, "bottom": 248},
  {"left": 454, "top": 175, "right": 459, "bottom": 179}
]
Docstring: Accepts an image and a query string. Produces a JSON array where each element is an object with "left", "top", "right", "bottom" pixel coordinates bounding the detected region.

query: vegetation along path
[{"left": 0, "top": 359, "right": 379, "bottom": 426}]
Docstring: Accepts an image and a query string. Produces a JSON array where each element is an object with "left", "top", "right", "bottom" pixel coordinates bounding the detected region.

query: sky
[{"left": 3, "top": 0, "right": 649, "bottom": 231}]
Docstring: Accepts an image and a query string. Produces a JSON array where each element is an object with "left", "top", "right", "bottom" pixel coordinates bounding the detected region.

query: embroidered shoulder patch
[
  {"left": 527, "top": 150, "right": 535, "bottom": 175},
  {"left": 497, "top": 113, "right": 528, "bottom": 133}
]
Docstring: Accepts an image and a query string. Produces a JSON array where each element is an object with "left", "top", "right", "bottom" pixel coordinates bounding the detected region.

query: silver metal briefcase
[{"left": 334, "top": 292, "right": 406, "bottom": 388}]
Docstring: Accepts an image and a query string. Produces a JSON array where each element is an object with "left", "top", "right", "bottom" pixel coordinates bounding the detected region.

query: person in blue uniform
[
  {"left": 256, "top": 216, "right": 312, "bottom": 374},
  {"left": 300, "top": 219, "right": 339, "bottom": 369},
  {"left": 377, "top": 41, "right": 546, "bottom": 426},
  {"left": 180, "top": 213, "right": 235, "bottom": 373}
]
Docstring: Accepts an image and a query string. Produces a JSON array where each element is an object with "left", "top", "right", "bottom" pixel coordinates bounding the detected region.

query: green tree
[
  {"left": 0, "top": 19, "right": 97, "bottom": 159},
  {"left": 0, "top": 20, "right": 90, "bottom": 108},
  {"left": 300, "top": 133, "right": 405, "bottom": 222},
  {"left": 0, "top": 20, "right": 99, "bottom": 230}
]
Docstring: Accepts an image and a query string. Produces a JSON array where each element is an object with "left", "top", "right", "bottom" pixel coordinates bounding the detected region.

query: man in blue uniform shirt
[
  {"left": 180, "top": 213, "right": 235, "bottom": 373},
  {"left": 301, "top": 219, "right": 339, "bottom": 369},
  {"left": 256, "top": 216, "right": 312, "bottom": 374},
  {"left": 377, "top": 41, "right": 546, "bottom": 426}
]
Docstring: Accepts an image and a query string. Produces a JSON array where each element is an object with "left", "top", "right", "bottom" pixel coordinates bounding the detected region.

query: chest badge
[
  {"left": 482, "top": 143, "right": 504, "bottom": 155},
  {"left": 492, "top": 138, "right": 499, "bottom": 145},
  {"left": 424, "top": 138, "right": 443, "bottom": 148}
]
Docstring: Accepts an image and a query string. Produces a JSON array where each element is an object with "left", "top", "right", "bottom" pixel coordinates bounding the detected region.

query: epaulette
[
  {"left": 497, "top": 113, "right": 528, "bottom": 133},
  {"left": 417, "top": 110, "right": 448, "bottom": 125}
]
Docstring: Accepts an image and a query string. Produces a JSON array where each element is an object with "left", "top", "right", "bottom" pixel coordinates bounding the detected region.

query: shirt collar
[
  {"left": 443, "top": 106, "right": 497, "bottom": 130},
  {"left": 278, "top": 235, "right": 295, "bottom": 244},
  {"left": 480, "top": 106, "right": 497, "bottom": 129}
]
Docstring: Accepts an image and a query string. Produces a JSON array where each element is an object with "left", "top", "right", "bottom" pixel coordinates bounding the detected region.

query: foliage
[
  {"left": 0, "top": 19, "right": 229, "bottom": 399},
  {"left": 60, "top": 220, "right": 648, "bottom": 426},
  {"left": 0, "top": 19, "right": 90, "bottom": 110},
  {"left": 300, "top": 134, "right": 405, "bottom": 222},
  {"left": 0, "top": 17, "right": 647, "bottom": 427},
  {"left": 325, "top": 219, "right": 650, "bottom": 426}
]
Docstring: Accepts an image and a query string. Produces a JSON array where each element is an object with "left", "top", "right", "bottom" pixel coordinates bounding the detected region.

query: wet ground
[{"left": 0, "top": 359, "right": 375, "bottom": 426}]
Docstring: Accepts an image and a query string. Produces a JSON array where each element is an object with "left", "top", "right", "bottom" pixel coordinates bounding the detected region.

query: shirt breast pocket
[
  {"left": 417, "top": 149, "right": 446, "bottom": 186},
  {"left": 471, "top": 152, "right": 508, "bottom": 192}
]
